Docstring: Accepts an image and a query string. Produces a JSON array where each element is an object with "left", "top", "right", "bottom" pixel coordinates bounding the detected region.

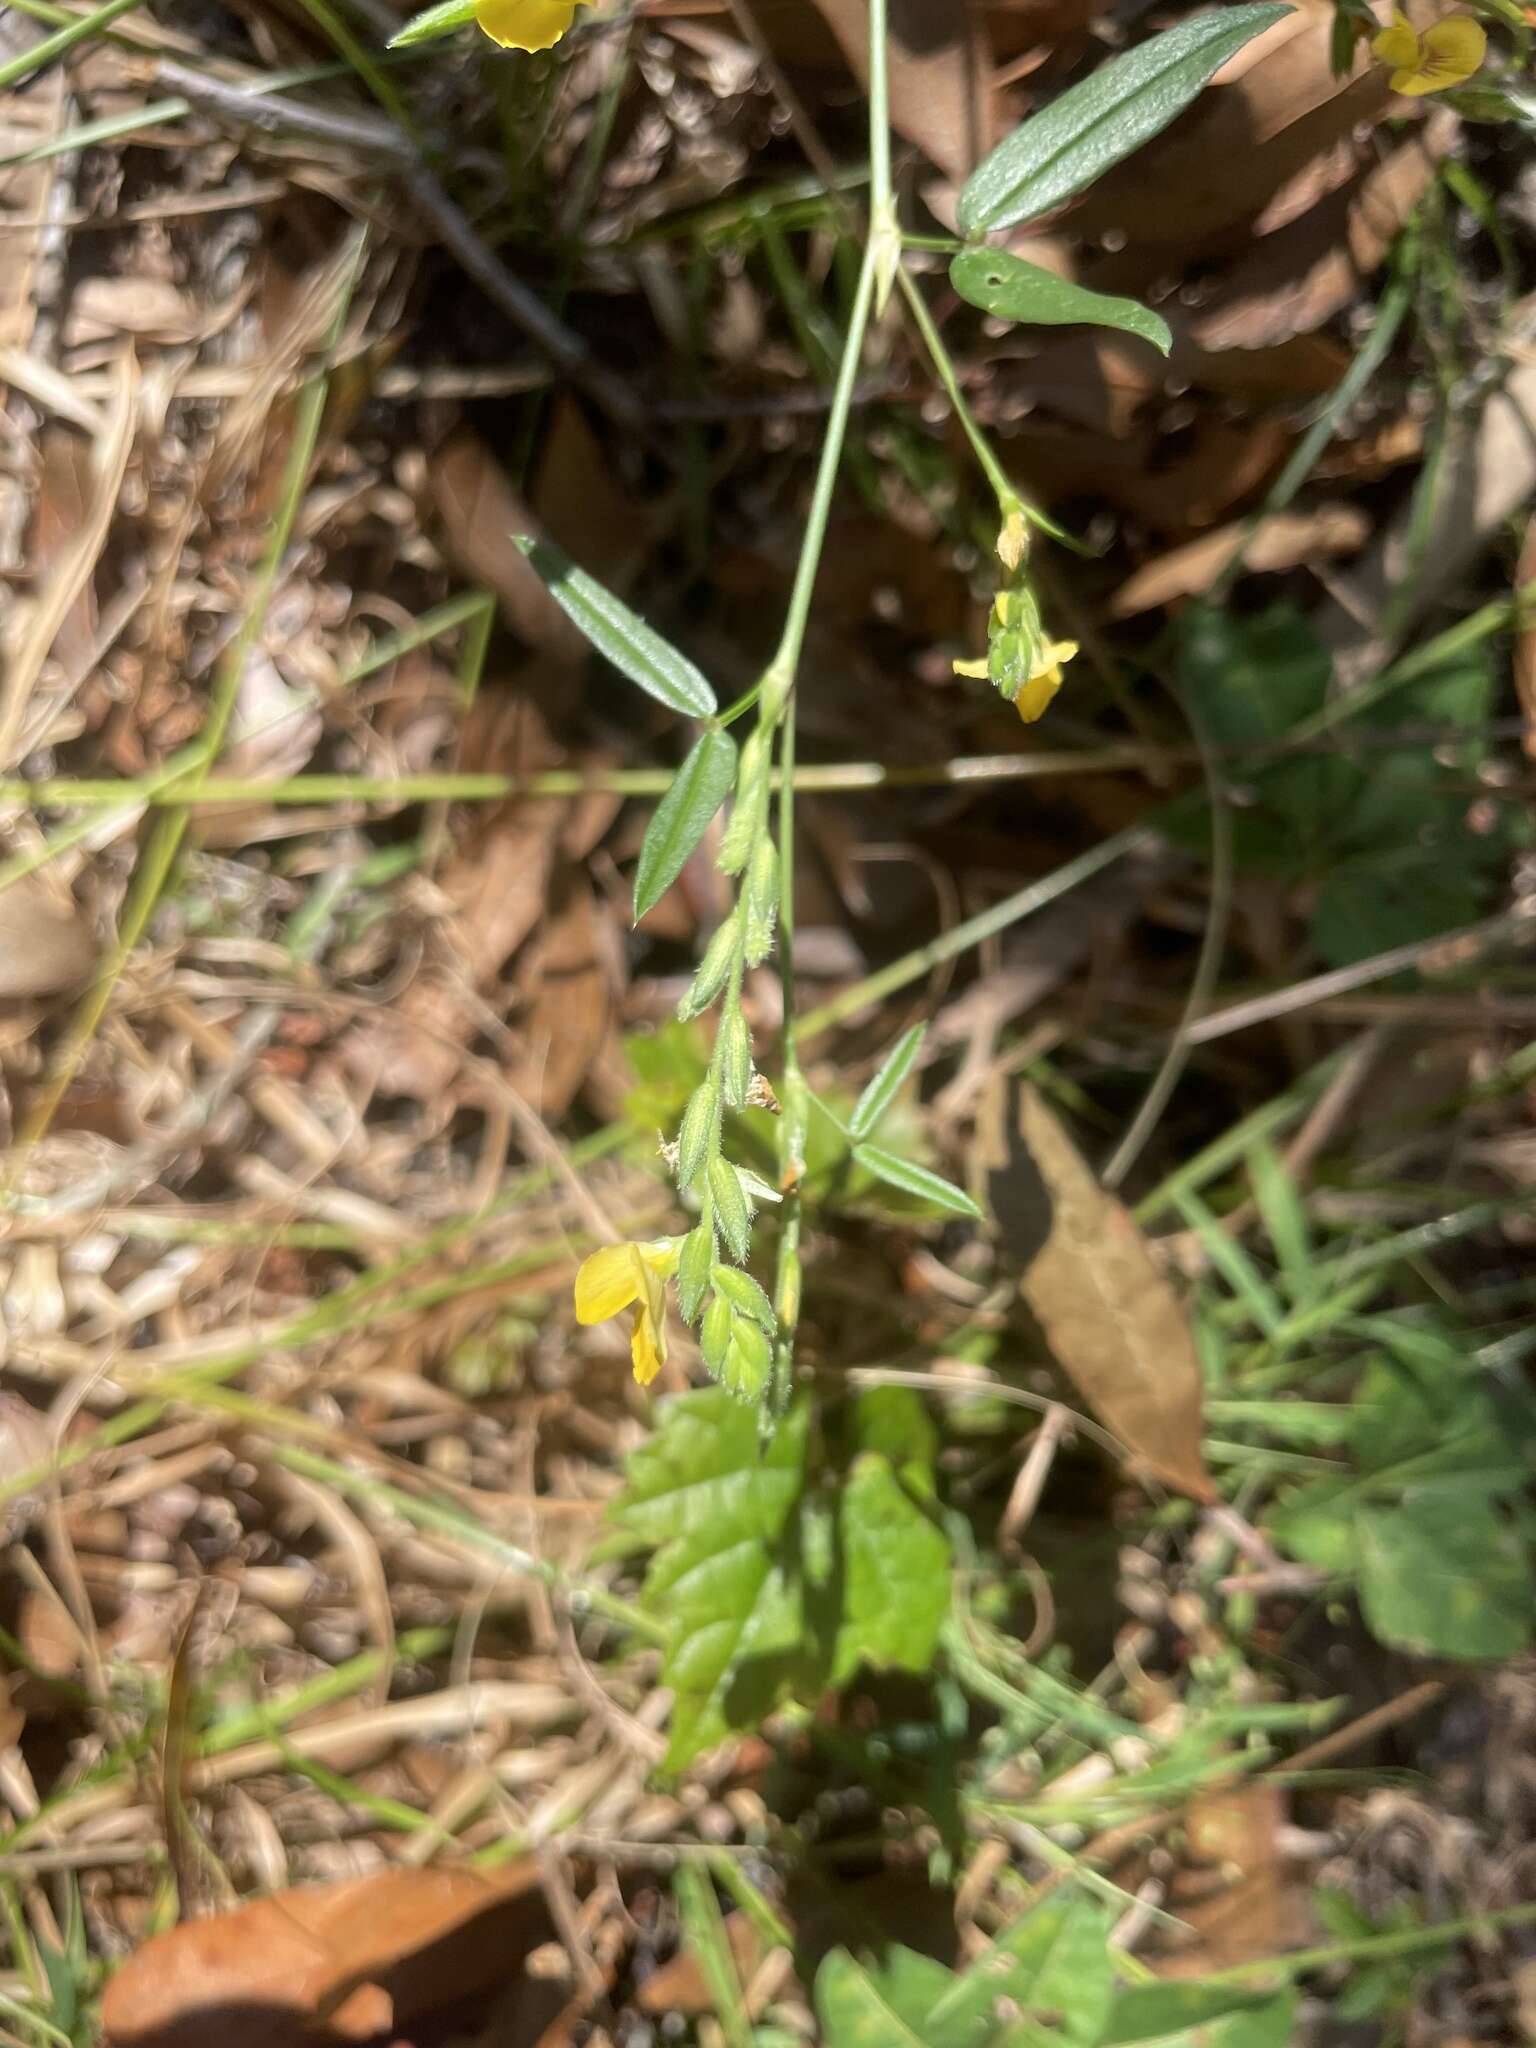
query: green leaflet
[
  {"left": 634, "top": 728, "right": 738, "bottom": 921},
  {"left": 956, "top": 5, "right": 1289, "bottom": 234},
  {"left": 387, "top": 0, "right": 476, "bottom": 45},
  {"left": 514, "top": 536, "right": 717, "bottom": 716},
  {"left": 852, "top": 1142, "right": 982, "bottom": 1219},
  {"left": 950, "top": 248, "right": 1170, "bottom": 354},
  {"left": 849, "top": 1024, "right": 926, "bottom": 1141}
]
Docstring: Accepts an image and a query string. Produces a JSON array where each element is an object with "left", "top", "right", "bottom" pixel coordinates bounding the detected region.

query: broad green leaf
[
  {"left": 852, "top": 1143, "right": 982, "bottom": 1219},
  {"left": 515, "top": 536, "right": 716, "bottom": 717},
  {"left": 1356, "top": 1494, "right": 1535, "bottom": 1661},
  {"left": 388, "top": 0, "right": 476, "bottom": 45},
  {"left": 830, "top": 1452, "right": 951, "bottom": 1685},
  {"left": 850, "top": 1024, "right": 926, "bottom": 1141},
  {"left": 957, "top": 4, "right": 1289, "bottom": 234},
  {"left": 1099, "top": 1982, "right": 1295, "bottom": 2047},
  {"left": 634, "top": 729, "right": 737, "bottom": 921},
  {"left": 982, "top": 1895, "right": 1115, "bottom": 2045},
  {"left": 815, "top": 1949, "right": 931, "bottom": 2048},
  {"left": 851, "top": 1386, "right": 938, "bottom": 1488},
  {"left": 950, "top": 248, "right": 1170, "bottom": 354},
  {"left": 612, "top": 1391, "right": 810, "bottom": 1767}
]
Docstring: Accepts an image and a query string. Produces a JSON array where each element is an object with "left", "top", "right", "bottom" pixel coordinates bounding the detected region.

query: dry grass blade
[
  {"left": 0, "top": 349, "right": 136, "bottom": 767},
  {"left": 988, "top": 1083, "right": 1214, "bottom": 1502}
]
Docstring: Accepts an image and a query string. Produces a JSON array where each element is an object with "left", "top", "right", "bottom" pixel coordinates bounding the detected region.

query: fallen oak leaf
[
  {"left": 100, "top": 1861, "right": 561, "bottom": 2048},
  {"left": 985, "top": 1082, "right": 1214, "bottom": 1502}
]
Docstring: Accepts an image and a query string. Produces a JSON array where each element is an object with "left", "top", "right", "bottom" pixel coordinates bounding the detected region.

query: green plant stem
[
  {"left": 762, "top": 0, "right": 891, "bottom": 1406},
  {"left": 895, "top": 264, "right": 1015, "bottom": 515},
  {"left": 0, "top": 0, "right": 141, "bottom": 89}
]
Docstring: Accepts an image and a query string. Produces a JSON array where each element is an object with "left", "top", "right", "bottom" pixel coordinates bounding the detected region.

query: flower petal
[
  {"left": 630, "top": 1304, "right": 667, "bottom": 1385},
  {"left": 574, "top": 1243, "right": 642, "bottom": 1323},
  {"left": 1418, "top": 12, "right": 1485, "bottom": 82},
  {"left": 1372, "top": 19, "right": 1422, "bottom": 66},
  {"left": 475, "top": 0, "right": 581, "bottom": 51}
]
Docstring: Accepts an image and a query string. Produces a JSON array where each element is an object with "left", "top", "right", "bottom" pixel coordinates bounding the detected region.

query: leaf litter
[{"left": 0, "top": 0, "right": 1533, "bottom": 2041}]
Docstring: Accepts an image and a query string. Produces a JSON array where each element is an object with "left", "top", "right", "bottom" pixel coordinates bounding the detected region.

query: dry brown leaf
[
  {"left": 505, "top": 870, "right": 616, "bottom": 1119},
  {"left": 1515, "top": 513, "right": 1536, "bottom": 760},
  {"left": 805, "top": 0, "right": 996, "bottom": 182},
  {"left": 987, "top": 1084, "right": 1213, "bottom": 1501},
  {"left": 100, "top": 1862, "right": 563, "bottom": 2048},
  {"left": 1108, "top": 502, "right": 1368, "bottom": 618},
  {"left": 429, "top": 426, "right": 586, "bottom": 660},
  {"left": 0, "top": 872, "right": 98, "bottom": 999},
  {"left": 1191, "top": 118, "right": 1453, "bottom": 352},
  {"left": 1163, "top": 1784, "right": 1312, "bottom": 1973}
]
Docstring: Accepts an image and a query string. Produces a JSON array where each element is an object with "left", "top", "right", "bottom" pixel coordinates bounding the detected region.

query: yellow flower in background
[
  {"left": 574, "top": 1238, "right": 679, "bottom": 1385},
  {"left": 1372, "top": 10, "right": 1485, "bottom": 93},
  {"left": 475, "top": 0, "right": 588, "bottom": 51},
  {"left": 1013, "top": 639, "right": 1078, "bottom": 723}
]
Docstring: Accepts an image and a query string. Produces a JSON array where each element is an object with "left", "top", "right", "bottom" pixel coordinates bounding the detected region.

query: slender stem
[
  {"left": 766, "top": 0, "right": 891, "bottom": 1403},
  {"left": 896, "top": 264, "right": 1014, "bottom": 514}
]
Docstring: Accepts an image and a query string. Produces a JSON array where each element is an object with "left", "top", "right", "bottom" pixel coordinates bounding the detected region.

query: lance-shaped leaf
[
  {"left": 853, "top": 1144, "right": 982, "bottom": 1219},
  {"left": 388, "top": 0, "right": 476, "bottom": 45},
  {"left": 515, "top": 536, "right": 716, "bottom": 716},
  {"left": 950, "top": 248, "right": 1171, "bottom": 354},
  {"left": 957, "top": 4, "right": 1290, "bottom": 234},
  {"left": 634, "top": 729, "right": 737, "bottom": 921},
  {"left": 850, "top": 1024, "right": 926, "bottom": 1141}
]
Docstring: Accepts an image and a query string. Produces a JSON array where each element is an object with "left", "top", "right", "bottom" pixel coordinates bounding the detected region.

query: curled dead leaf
[
  {"left": 1108, "top": 502, "right": 1368, "bottom": 618},
  {"left": 987, "top": 1083, "right": 1214, "bottom": 1502},
  {"left": 0, "top": 872, "right": 97, "bottom": 998},
  {"left": 100, "top": 1861, "right": 565, "bottom": 2048}
]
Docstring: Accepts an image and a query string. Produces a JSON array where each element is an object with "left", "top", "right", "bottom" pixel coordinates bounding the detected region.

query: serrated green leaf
[
  {"left": 950, "top": 248, "right": 1170, "bottom": 353},
  {"left": 852, "top": 1143, "right": 982, "bottom": 1219},
  {"left": 831, "top": 1453, "right": 951, "bottom": 1685},
  {"left": 849, "top": 1024, "right": 926, "bottom": 1142},
  {"left": 634, "top": 729, "right": 737, "bottom": 921},
  {"left": 612, "top": 1391, "right": 809, "bottom": 1767},
  {"left": 957, "top": 4, "right": 1289, "bottom": 234},
  {"left": 515, "top": 536, "right": 716, "bottom": 716},
  {"left": 387, "top": 0, "right": 477, "bottom": 46},
  {"left": 1356, "top": 1494, "right": 1535, "bottom": 1661}
]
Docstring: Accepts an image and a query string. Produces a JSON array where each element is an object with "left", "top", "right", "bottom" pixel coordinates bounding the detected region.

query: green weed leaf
[
  {"left": 1100, "top": 1982, "right": 1296, "bottom": 2046},
  {"left": 849, "top": 1024, "right": 926, "bottom": 1141},
  {"left": 1356, "top": 1494, "right": 1536, "bottom": 1660},
  {"left": 852, "top": 1143, "right": 982, "bottom": 1219},
  {"left": 957, "top": 5, "right": 1289, "bottom": 234},
  {"left": 515, "top": 537, "right": 716, "bottom": 716},
  {"left": 634, "top": 729, "right": 737, "bottom": 921},
  {"left": 950, "top": 248, "right": 1170, "bottom": 353},
  {"left": 613, "top": 1390, "right": 810, "bottom": 1767},
  {"left": 709, "top": 1154, "right": 752, "bottom": 1261},
  {"left": 832, "top": 1452, "right": 951, "bottom": 1684},
  {"left": 387, "top": 0, "right": 477, "bottom": 46}
]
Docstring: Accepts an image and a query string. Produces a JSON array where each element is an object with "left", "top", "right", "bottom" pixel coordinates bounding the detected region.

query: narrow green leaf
[
  {"left": 387, "top": 0, "right": 477, "bottom": 46},
  {"left": 678, "top": 913, "right": 740, "bottom": 1021},
  {"left": 701, "top": 1294, "right": 733, "bottom": 1380},
  {"left": 853, "top": 1144, "right": 982, "bottom": 1219},
  {"left": 718, "top": 1008, "right": 753, "bottom": 1109},
  {"left": 957, "top": 4, "right": 1290, "bottom": 234},
  {"left": 515, "top": 536, "right": 716, "bottom": 717},
  {"left": 723, "top": 1318, "right": 772, "bottom": 1402},
  {"left": 677, "top": 1079, "right": 722, "bottom": 1189},
  {"left": 711, "top": 1264, "right": 776, "bottom": 1331},
  {"left": 678, "top": 1221, "right": 715, "bottom": 1323},
  {"left": 634, "top": 729, "right": 738, "bottom": 922},
  {"left": 849, "top": 1024, "right": 926, "bottom": 1141},
  {"left": 950, "top": 248, "right": 1171, "bottom": 354},
  {"left": 709, "top": 1154, "right": 752, "bottom": 1261}
]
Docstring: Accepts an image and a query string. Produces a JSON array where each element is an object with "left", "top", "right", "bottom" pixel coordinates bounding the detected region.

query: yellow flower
[
  {"left": 1015, "top": 639, "right": 1078, "bottom": 723},
  {"left": 1372, "top": 10, "right": 1485, "bottom": 93},
  {"left": 574, "top": 1238, "right": 678, "bottom": 1385},
  {"left": 474, "top": 0, "right": 588, "bottom": 51}
]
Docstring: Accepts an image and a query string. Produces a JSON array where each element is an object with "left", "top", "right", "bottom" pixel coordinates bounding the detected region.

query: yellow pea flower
[
  {"left": 574, "top": 1238, "right": 679, "bottom": 1386},
  {"left": 475, "top": 0, "right": 588, "bottom": 51},
  {"left": 1372, "top": 10, "right": 1485, "bottom": 93},
  {"left": 1014, "top": 640, "right": 1078, "bottom": 723}
]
